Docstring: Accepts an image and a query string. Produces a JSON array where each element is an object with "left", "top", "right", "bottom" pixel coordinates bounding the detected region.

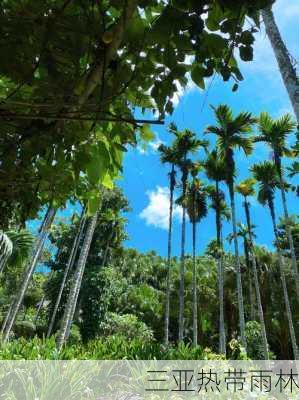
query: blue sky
[
  {"left": 119, "top": 0, "right": 299, "bottom": 256},
  {"left": 29, "top": 0, "right": 298, "bottom": 258}
]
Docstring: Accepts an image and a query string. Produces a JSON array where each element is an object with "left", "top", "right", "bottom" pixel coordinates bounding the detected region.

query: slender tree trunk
[
  {"left": 47, "top": 209, "right": 87, "bottom": 338},
  {"left": 63, "top": 217, "right": 113, "bottom": 341},
  {"left": 1, "top": 207, "right": 56, "bottom": 342},
  {"left": 164, "top": 165, "right": 175, "bottom": 345},
  {"left": 216, "top": 181, "right": 226, "bottom": 355},
  {"left": 244, "top": 239, "right": 255, "bottom": 321},
  {"left": 101, "top": 221, "right": 116, "bottom": 268},
  {"left": 278, "top": 174, "right": 299, "bottom": 297},
  {"left": 244, "top": 199, "right": 270, "bottom": 360},
  {"left": 178, "top": 167, "right": 187, "bottom": 342},
  {"left": 192, "top": 218, "right": 198, "bottom": 347},
  {"left": 34, "top": 295, "right": 45, "bottom": 325},
  {"left": 0, "top": 232, "right": 13, "bottom": 273},
  {"left": 262, "top": 6, "right": 299, "bottom": 122},
  {"left": 228, "top": 183, "right": 247, "bottom": 350},
  {"left": 56, "top": 212, "right": 98, "bottom": 351},
  {"left": 0, "top": 303, "right": 12, "bottom": 335},
  {"left": 268, "top": 198, "right": 299, "bottom": 359}
]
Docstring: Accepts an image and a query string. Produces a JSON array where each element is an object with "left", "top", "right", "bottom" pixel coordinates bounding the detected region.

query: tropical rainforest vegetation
[{"left": 0, "top": 0, "right": 299, "bottom": 360}]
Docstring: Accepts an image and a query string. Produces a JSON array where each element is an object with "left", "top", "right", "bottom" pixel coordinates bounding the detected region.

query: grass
[{"left": 0, "top": 336, "right": 225, "bottom": 360}]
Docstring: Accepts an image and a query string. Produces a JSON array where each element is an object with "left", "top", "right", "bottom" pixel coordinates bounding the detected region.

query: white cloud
[{"left": 139, "top": 186, "right": 182, "bottom": 230}]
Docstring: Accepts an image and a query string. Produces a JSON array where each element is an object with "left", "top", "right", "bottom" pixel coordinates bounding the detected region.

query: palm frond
[
  {"left": 5, "top": 229, "right": 34, "bottom": 269},
  {"left": 251, "top": 162, "right": 279, "bottom": 206},
  {"left": 235, "top": 178, "right": 256, "bottom": 197}
]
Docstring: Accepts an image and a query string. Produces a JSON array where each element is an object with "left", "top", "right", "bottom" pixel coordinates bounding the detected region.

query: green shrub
[
  {"left": 245, "top": 321, "right": 264, "bottom": 359},
  {"left": 100, "top": 313, "right": 154, "bottom": 342},
  {"left": 13, "top": 320, "right": 36, "bottom": 338},
  {"left": 68, "top": 324, "right": 82, "bottom": 345}
]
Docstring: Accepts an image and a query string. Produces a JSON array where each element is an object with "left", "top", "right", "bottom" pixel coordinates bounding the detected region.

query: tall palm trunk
[
  {"left": 63, "top": 219, "right": 113, "bottom": 342},
  {"left": 0, "top": 232, "right": 13, "bottom": 273},
  {"left": 268, "top": 197, "right": 299, "bottom": 359},
  {"left": 56, "top": 212, "right": 98, "bottom": 351},
  {"left": 47, "top": 209, "right": 87, "bottom": 338},
  {"left": 244, "top": 198, "right": 270, "bottom": 359},
  {"left": 1, "top": 207, "right": 56, "bottom": 342},
  {"left": 216, "top": 181, "right": 226, "bottom": 355},
  {"left": 275, "top": 160, "right": 299, "bottom": 297},
  {"left": 243, "top": 238, "right": 255, "bottom": 321},
  {"left": 262, "top": 6, "right": 299, "bottom": 122},
  {"left": 192, "top": 200, "right": 198, "bottom": 346},
  {"left": 164, "top": 165, "right": 175, "bottom": 345},
  {"left": 178, "top": 164, "right": 187, "bottom": 342},
  {"left": 34, "top": 295, "right": 45, "bottom": 325},
  {"left": 228, "top": 183, "right": 247, "bottom": 350}
]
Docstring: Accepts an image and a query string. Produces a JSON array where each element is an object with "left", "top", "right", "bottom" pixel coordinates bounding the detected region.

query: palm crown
[
  {"left": 206, "top": 105, "right": 256, "bottom": 184},
  {"left": 256, "top": 112, "right": 296, "bottom": 161},
  {"left": 206, "top": 185, "right": 230, "bottom": 221},
  {"left": 235, "top": 178, "right": 256, "bottom": 198},
  {"left": 186, "top": 178, "right": 208, "bottom": 224},
  {"left": 171, "top": 126, "right": 209, "bottom": 164},
  {"left": 251, "top": 161, "right": 280, "bottom": 205},
  {"left": 204, "top": 149, "right": 227, "bottom": 182}
]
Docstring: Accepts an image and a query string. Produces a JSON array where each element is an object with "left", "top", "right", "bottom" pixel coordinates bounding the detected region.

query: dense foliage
[
  {"left": 0, "top": 0, "right": 272, "bottom": 226},
  {"left": 0, "top": 184, "right": 298, "bottom": 359},
  {"left": 1, "top": 0, "right": 299, "bottom": 362}
]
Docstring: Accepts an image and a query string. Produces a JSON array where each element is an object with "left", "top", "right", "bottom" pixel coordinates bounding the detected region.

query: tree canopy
[{"left": 0, "top": 0, "right": 272, "bottom": 227}]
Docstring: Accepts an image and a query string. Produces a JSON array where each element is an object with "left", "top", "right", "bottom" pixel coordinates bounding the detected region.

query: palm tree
[
  {"left": 1, "top": 206, "right": 56, "bottom": 341},
  {"left": 0, "top": 229, "right": 34, "bottom": 334},
  {"left": 252, "top": 161, "right": 298, "bottom": 359},
  {"left": 0, "top": 231, "right": 13, "bottom": 273},
  {"left": 287, "top": 161, "right": 299, "bottom": 178},
  {"left": 186, "top": 165, "right": 208, "bottom": 346},
  {"left": 4, "top": 230, "right": 34, "bottom": 270},
  {"left": 170, "top": 124, "right": 208, "bottom": 342},
  {"left": 56, "top": 211, "right": 98, "bottom": 351},
  {"left": 236, "top": 178, "right": 270, "bottom": 359},
  {"left": 261, "top": 6, "right": 299, "bottom": 122},
  {"left": 206, "top": 105, "right": 256, "bottom": 350},
  {"left": 47, "top": 208, "right": 87, "bottom": 338},
  {"left": 158, "top": 142, "right": 178, "bottom": 345},
  {"left": 205, "top": 150, "right": 228, "bottom": 355},
  {"left": 255, "top": 112, "right": 299, "bottom": 297},
  {"left": 228, "top": 223, "right": 256, "bottom": 321}
]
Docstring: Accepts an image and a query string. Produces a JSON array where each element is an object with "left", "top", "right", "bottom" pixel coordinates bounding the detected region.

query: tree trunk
[
  {"left": 192, "top": 219, "right": 198, "bottom": 347},
  {"left": 0, "top": 232, "right": 13, "bottom": 273},
  {"left": 244, "top": 199, "right": 270, "bottom": 360},
  {"left": 216, "top": 181, "right": 226, "bottom": 355},
  {"left": 56, "top": 212, "right": 98, "bottom": 351},
  {"left": 34, "top": 295, "right": 45, "bottom": 325},
  {"left": 228, "top": 183, "right": 247, "bottom": 350},
  {"left": 262, "top": 6, "right": 299, "bottom": 122},
  {"left": 244, "top": 238, "right": 255, "bottom": 321},
  {"left": 1, "top": 207, "right": 56, "bottom": 342},
  {"left": 268, "top": 198, "right": 299, "bottom": 359},
  {"left": 178, "top": 167, "right": 187, "bottom": 342},
  {"left": 278, "top": 174, "right": 299, "bottom": 297},
  {"left": 164, "top": 165, "right": 175, "bottom": 345},
  {"left": 47, "top": 208, "right": 87, "bottom": 338},
  {"left": 63, "top": 217, "right": 114, "bottom": 341}
]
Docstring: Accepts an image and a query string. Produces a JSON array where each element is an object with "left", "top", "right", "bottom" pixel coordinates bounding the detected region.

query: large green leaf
[{"left": 191, "top": 65, "right": 205, "bottom": 89}]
